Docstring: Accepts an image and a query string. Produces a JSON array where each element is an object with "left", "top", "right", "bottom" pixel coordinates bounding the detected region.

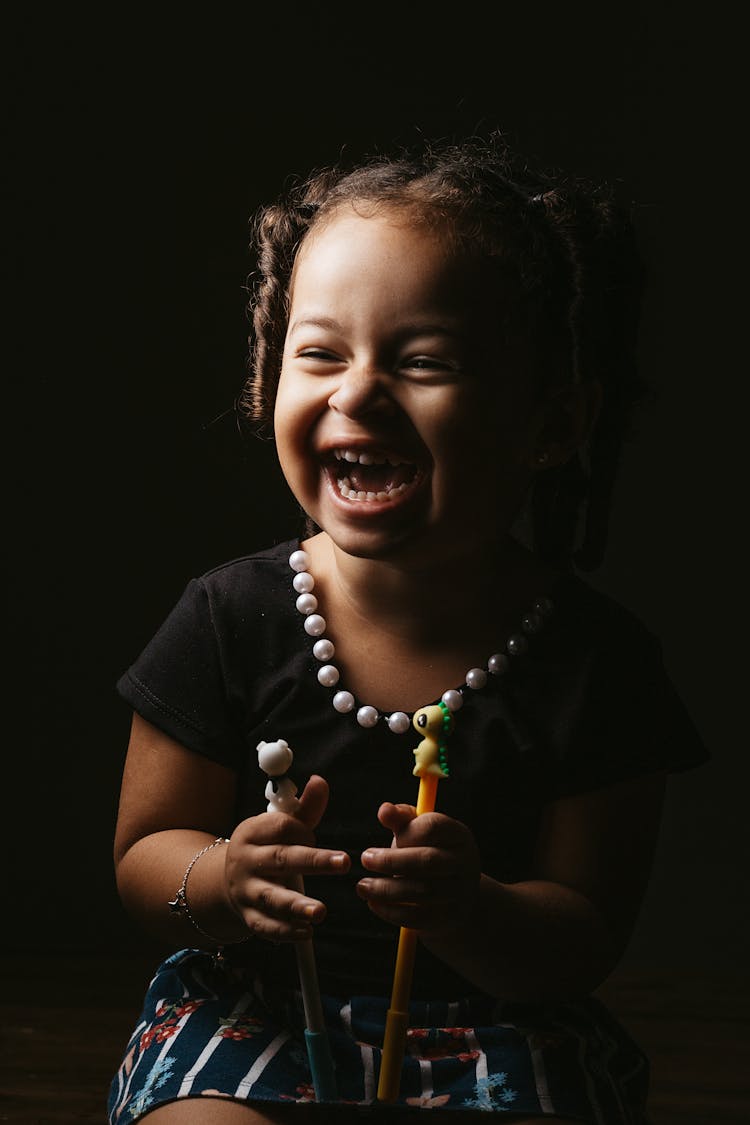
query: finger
[
  {"left": 249, "top": 843, "right": 350, "bottom": 878},
  {"left": 244, "top": 911, "right": 316, "bottom": 944},
  {"left": 296, "top": 774, "right": 330, "bottom": 830},
  {"left": 356, "top": 876, "right": 441, "bottom": 904},
  {"left": 363, "top": 897, "right": 448, "bottom": 932},
  {"left": 237, "top": 877, "right": 326, "bottom": 928},
  {"left": 229, "top": 873, "right": 326, "bottom": 936},
  {"left": 360, "top": 845, "right": 458, "bottom": 878},
  {"left": 380, "top": 809, "right": 474, "bottom": 850},
  {"left": 234, "top": 812, "right": 317, "bottom": 848}
]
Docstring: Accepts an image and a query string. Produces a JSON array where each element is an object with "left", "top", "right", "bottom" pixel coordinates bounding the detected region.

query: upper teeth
[{"left": 334, "top": 448, "right": 405, "bottom": 466}]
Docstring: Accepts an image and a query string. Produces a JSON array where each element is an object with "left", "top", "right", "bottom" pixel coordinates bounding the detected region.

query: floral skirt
[{"left": 107, "top": 949, "right": 649, "bottom": 1123}]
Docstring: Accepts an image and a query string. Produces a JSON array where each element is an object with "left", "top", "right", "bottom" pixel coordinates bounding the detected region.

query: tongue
[{"left": 347, "top": 462, "right": 416, "bottom": 492}]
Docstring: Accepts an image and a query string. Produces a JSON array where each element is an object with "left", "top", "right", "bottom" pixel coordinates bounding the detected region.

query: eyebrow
[
  {"left": 287, "top": 316, "right": 343, "bottom": 335},
  {"left": 287, "top": 316, "right": 467, "bottom": 342}
]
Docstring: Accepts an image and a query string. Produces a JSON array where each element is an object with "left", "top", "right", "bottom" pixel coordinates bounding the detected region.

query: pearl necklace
[{"left": 289, "top": 548, "right": 553, "bottom": 733}]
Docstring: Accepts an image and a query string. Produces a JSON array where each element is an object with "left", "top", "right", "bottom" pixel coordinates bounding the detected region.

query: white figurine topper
[{"left": 256, "top": 738, "right": 300, "bottom": 814}]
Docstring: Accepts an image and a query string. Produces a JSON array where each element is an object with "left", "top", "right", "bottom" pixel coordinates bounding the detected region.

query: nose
[{"left": 327, "top": 364, "right": 395, "bottom": 419}]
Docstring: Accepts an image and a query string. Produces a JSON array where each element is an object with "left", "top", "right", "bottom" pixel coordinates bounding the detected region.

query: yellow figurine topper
[{"left": 412, "top": 701, "right": 453, "bottom": 778}]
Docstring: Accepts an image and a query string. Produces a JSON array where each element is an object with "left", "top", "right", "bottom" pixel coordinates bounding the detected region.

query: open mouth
[{"left": 327, "top": 448, "right": 420, "bottom": 502}]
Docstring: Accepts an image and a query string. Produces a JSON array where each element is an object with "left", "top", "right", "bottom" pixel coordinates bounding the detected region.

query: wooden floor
[{"left": 1, "top": 952, "right": 746, "bottom": 1123}]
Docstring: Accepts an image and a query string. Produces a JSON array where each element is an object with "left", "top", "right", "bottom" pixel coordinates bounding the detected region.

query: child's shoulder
[
  {"left": 196, "top": 538, "right": 298, "bottom": 589},
  {"left": 550, "top": 569, "right": 663, "bottom": 658},
  {"left": 170, "top": 539, "right": 301, "bottom": 627}
]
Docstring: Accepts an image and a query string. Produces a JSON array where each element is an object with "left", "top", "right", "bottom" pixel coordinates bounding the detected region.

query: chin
[
  {"left": 320, "top": 513, "right": 470, "bottom": 571},
  {"left": 324, "top": 523, "right": 419, "bottom": 563},
  {"left": 307, "top": 479, "right": 427, "bottom": 558}
]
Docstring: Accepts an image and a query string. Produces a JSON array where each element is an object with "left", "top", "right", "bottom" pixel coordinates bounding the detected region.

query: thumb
[
  {"left": 296, "top": 774, "right": 329, "bottom": 830},
  {"left": 377, "top": 801, "right": 417, "bottom": 838}
]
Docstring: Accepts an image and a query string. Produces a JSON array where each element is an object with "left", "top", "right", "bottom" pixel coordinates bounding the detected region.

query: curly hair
[{"left": 238, "top": 134, "right": 646, "bottom": 571}]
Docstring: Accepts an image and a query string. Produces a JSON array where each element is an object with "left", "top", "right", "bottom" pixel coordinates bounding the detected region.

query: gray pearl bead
[{"left": 465, "top": 667, "right": 488, "bottom": 690}]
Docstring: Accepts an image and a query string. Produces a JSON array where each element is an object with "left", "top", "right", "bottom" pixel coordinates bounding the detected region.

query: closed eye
[
  {"left": 298, "top": 348, "right": 339, "bottom": 361},
  {"left": 401, "top": 355, "right": 462, "bottom": 381},
  {"left": 404, "top": 356, "right": 452, "bottom": 370}
]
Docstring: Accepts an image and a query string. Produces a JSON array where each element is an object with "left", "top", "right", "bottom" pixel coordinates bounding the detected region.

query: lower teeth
[{"left": 337, "top": 476, "right": 410, "bottom": 501}]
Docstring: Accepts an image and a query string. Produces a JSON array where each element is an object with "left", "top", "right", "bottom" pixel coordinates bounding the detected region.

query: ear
[{"left": 530, "top": 379, "right": 602, "bottom": 470}]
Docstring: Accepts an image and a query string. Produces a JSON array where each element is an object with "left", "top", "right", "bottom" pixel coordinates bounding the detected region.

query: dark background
[{"left": 7, "top": 4, "right": 745, "bottom": 976}]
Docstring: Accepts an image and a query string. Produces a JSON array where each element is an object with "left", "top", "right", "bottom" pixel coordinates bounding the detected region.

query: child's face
[{"left": 274, "top": 205, "right": 541, "bottom": 564}]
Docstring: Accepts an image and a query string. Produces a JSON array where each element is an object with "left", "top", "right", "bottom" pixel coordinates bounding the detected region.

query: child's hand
[
  {"left": 356, "top": 802, "right": 481, "bottom": 933},
  {"left": 225, "top": 775, "right": 350, "bottom": 943}
]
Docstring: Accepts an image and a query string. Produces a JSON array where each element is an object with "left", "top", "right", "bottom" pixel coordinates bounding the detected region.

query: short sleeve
[
  {"left": 116, "top": 577, "right": 246, "bottom": 768},
  {"left": 549, "top": 618, "right": 710, "bottom": 798}
]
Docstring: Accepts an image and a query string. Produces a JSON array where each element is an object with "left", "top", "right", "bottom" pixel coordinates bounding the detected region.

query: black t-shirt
[{"left": 117, "top": 538, "right": 709, "bottom": 998}]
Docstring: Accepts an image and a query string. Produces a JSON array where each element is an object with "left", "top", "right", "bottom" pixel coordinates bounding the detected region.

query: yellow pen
[{"left": 377, "top": 701, "right": 454, "bottom": 1103}]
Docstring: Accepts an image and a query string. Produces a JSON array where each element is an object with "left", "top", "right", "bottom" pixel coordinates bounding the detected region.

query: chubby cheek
[
  {"left": 273, "top": 382, "right": 321, "bottom": 507},
  {"left": 431, "top": 398, "right": 532, "bottom": 523}
]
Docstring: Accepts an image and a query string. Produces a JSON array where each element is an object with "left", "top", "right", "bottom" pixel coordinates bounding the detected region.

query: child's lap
[
  {"left": 108, "top": 949, "right": 646, "bottom": 1125},
  {"left": 141, "top": 1102, "right": 580, "bottom": 1123}
]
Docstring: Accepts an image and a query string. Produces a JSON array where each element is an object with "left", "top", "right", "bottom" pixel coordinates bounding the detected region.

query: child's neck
[
  {"left": 299, "top": 533, "right": 556, "bottom": 715},
  {"left": 303, "top": 532, "right": 555, "bottom": 645}
]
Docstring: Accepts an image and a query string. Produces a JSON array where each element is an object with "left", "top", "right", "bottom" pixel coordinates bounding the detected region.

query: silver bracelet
[{"left": 168, "top": 837, "right": 246, "bottom": 946}]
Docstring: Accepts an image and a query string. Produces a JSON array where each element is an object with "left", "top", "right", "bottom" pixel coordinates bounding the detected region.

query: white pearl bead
[
  {"left": 317, "top": 664, "right": 340, "bottom": 687},
  {"left": 521, "top": 612, "right": 542, "bottom": 634},
  {"left": 295, "top": 592, "right": 318, "bottom": 615},
  {"left": 488, "top": 652, "right": 509, "bottom": 675},
  {"left": 533, "top": 596, "right": 553, "bottom": 616},
  {"left": 356, "top": 705, "right": 379, "bottom": 728},
  {"left": 293, "top": 572, "right": 314, "bottom": 594},
  {"left": 333, "top": 690, "right": 355, "bottom": 713},
  {"left": 289, "top": 550, "right": 309, "bottom": 573},
  {"left": 465, "top": 667, "right": 488, "bottom": 690},
  {"left": 304, "top": 614, "right": 326, "bottom": 636},
  {"left": 312, "top": 638, "right": 335, "bottom": 661},
  {"left": 387, "top": 711, "right": 411, "bottom": 734},
  {"left": 442, "top": 689, "right": 463, "bottom": 712}
]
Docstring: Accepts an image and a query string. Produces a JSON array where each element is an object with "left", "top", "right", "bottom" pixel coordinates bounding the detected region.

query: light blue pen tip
[{"left": 304, "top": 1028, "right": 338, "bottom": 1102}]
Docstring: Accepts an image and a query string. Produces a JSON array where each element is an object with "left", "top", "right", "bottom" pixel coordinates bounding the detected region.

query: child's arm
[
  {"left": 114, "top": 713, "right": 349, "bottom": 949},
  {"left": 357, "top": 770, "right": 666, "bottom": 1001}
]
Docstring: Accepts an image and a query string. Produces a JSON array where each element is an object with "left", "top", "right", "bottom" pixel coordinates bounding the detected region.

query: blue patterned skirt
[{"left": 107, "top": 949, "right": 649, "bottom": 1123}]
